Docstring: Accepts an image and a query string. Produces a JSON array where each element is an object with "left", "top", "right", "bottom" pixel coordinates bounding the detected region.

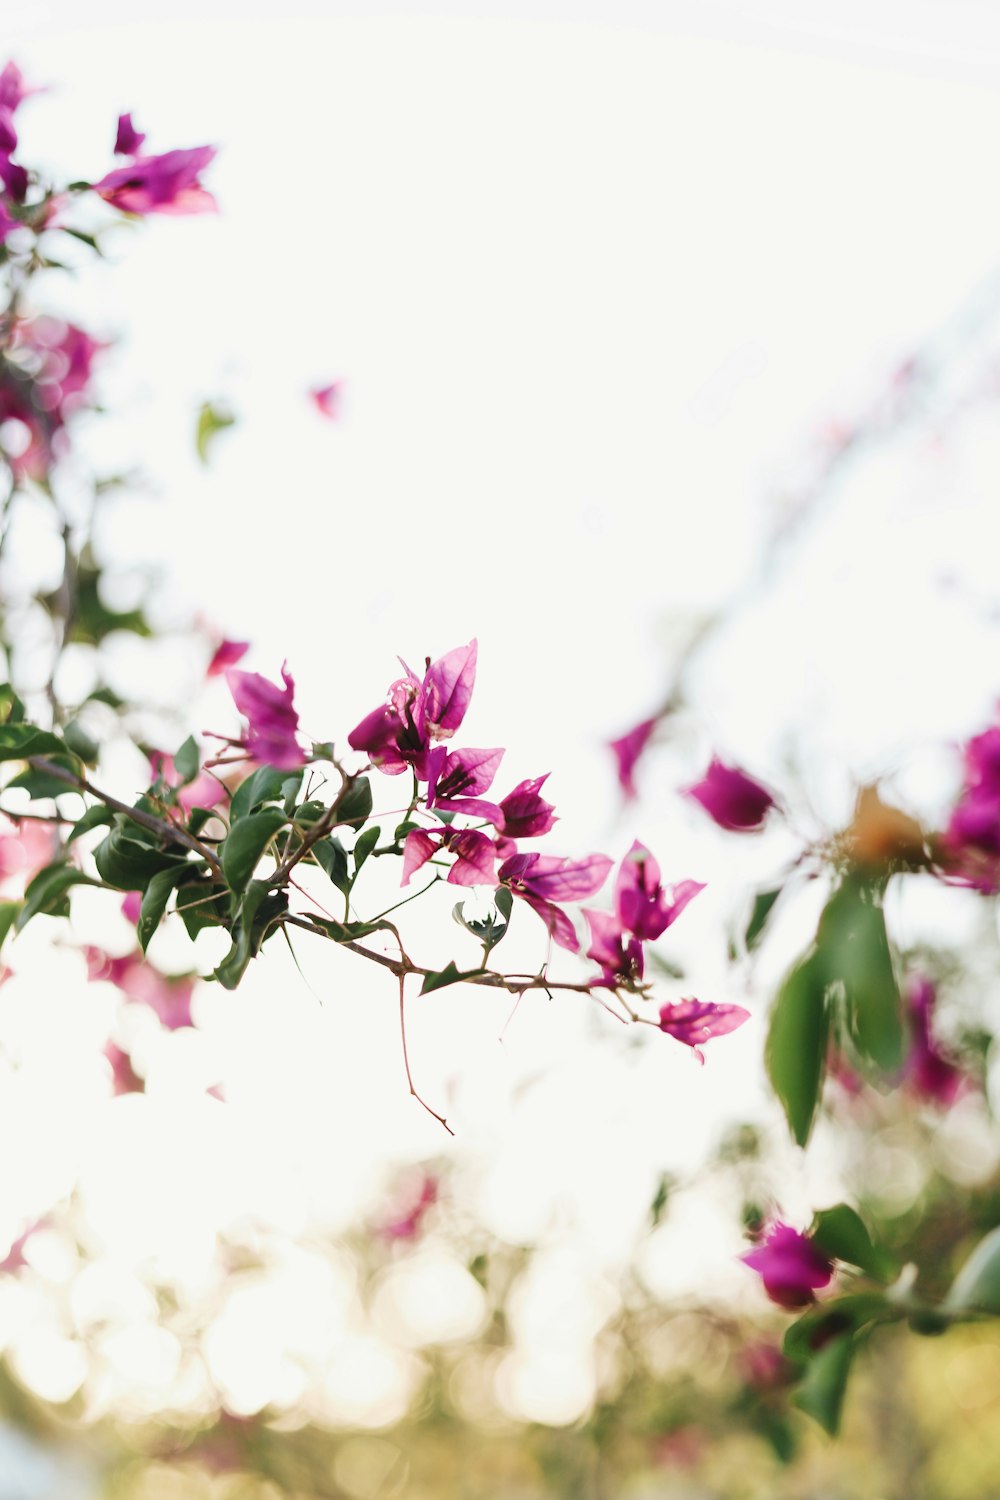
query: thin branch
[{"left": 398, "top": 973, "right": 453, "bottom": 1136}]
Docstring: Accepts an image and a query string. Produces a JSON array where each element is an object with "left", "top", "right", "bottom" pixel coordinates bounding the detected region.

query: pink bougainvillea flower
[
  {"left": 584, "top": 906, "right": 645, "bottom": 988},
  {"left": 402, "top": 826, "right": 498, "bottom": 887},
  {"left": 0, "top": 814, "right": 56, "bottom": 889},
  {"left": 92, "top": 145, "right": 217, "bottom": 216},
  {"left": 114, "top": 112, "right": 145, "bottom": 155},
  {"left": 0, "top": 154, "right": 26, "bottom": 204},
  {"left": 609, "top": 716, "right": 657, "bottom": 799},
  {"left": 0, "top": 1220, "right": 42, "bottom": 1275},
  {"left": 657, "top": 997, "right": 750, "bottom": 1063},
  {"left": 741, "top": 1222, "right": 834, "bottom": 1308},
  {"left": 423, "top": 744, "right": 504, "bottom": 823},
  {"left": 614, "top": 840, "right": 704, "bottom": 942},
  {"left": 310, "top": 382, "right": 342, "bottom": 420},
  {"left": 121, "top": 891, "right": 142, "bottom": 925},
  {"left": 902, "top": 975, "right": 966, "bottom": 1107},
  {"left": 497, "top": 774, "right": 557, "bottom": 840},
  {"left": 499, "top": 850, "right": 612, "bottom": 952},
  {"left": 0, "top": 62, "right": 34, "bottom": 115},
  {"left": 349, "top": 640, "right": 478, "bottom": 774},
  {"left": 206, "top": 637, "right": 249, "bottom": 677},
  {"left": 0, "top": 109, "right": 15, "bottom": 157},
  {"left": 226, "top": 662, "right": 304, "bottom": 770},
  {"left": 684, "top": 757, "right": 776, "bottom": 832}
]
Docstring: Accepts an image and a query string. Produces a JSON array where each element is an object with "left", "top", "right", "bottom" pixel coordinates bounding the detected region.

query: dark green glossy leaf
[
  {"left": 765, "top": 948, "right": 830, "bottom": 1147},
  {"left": 819, "top": 876, "right": 903, "bottom": 1073},
  {"left": 220, "top": 807, "right": 286, "bottom": 893},
  {"left": 294, "top": 799, "right": 326, "bottom": 826},
  {"left": 7, "top": 755, "right": 84, "bottom": 800},
  {"left": 945, "top": 1225, "right": 1000, "bottom": 1315},
  {"left": 212, "top": 880, "right": 274, "bottom": 989},
  {"left": 0, "top": 726, "right": 68, "bottom": 761},
  {"left": 336, "top": 776, "right": 372, "bottom": 828},
  {"left": 791, "top": 1334, "right": 855, "bottom": 1436},
  {"left": 173, "top": 736, "right": 200, "bottom": 785},
  {"left": 230, "top": 765, "right": 290, "bottom": 824},
  {"left": 67, "top": 805, "right": 116, "bottom": 842},
  {"left": 782, "top": 1293, "right": 890, "bottom": 1364},
  {"left": 353, "top": 825, "right": 380, "bottom": 877},
  {"left": 811, "top": 1204, "right": 896, "bottom": 1281},
  {"left": 313, "top": 837, "right": 350, "bottom": 894},
  {"left": 420, "top": 962, "right": 486, "bottom": 994},
  {"left": 138, "top": 866, "right": 193, "bottom": 954},
  {"left": 93, "top": 824, "right": 186, "bottom": 890},
  {"left": 452, "top": 896, "right": 511, "bottom": 955},
  {"left": 0, "top": 685, "right": 26, "bottom": 725},
  {"left": 17, "top": 864, "right": 98, "bottom": 928},
  {"left": 175, "top": 879, "right": 229, "bottom": 939}
]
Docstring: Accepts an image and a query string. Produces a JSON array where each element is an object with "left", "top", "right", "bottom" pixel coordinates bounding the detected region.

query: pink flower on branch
[
  {"left": 92, "top": 145, "right": 217, "bottom": 216},
  {"left": 684, "top": 757, "right": 777, "bottom": 832},
  {"left": 741, "top": 1222, "right": 834, "bottom": 1308},
  {"left": 497, "top": 774, "right": 557, "bottom": 840},
  {"left": 402, "top": 827, "right": 497, "bottom": 887},
  {"left": 349, "top": 640, "right": 478, "bottom": 775},
  {"left": 658, "top": 997, "right": 749, "bottom": 1063},
  {"left": 226, "top": 662, "right": 304, "bottom": 770},
  {"left": 499, "top": 850, "right": 612, "bottom": 952},
  {"left": 902, "top": 975, "right": 966, "bottom": 1107},
  {"left": 583, "top": 841, "right": 703, "bottom": 990},
  {"left": 422, "top": 744, "right": 504, "bottom": 823}
]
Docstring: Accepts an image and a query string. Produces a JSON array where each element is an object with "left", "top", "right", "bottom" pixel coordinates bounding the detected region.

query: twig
[{"left": 398, "top": 973, "right": 453, "bottom": 1136}]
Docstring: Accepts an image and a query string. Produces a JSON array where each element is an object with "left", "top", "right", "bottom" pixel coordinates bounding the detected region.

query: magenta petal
[
  {"left": 658, "top": 998, "right": 749, "bottom": 1058},
  {"left": 521, "top": 893, "right": 579, "bottom": 952},
  {"left": 610, "top": 717, "right": 657, "bottom": 799},
  {"left": 741, "top": 1223, "right": 834, "bottom": 1308},
  {"left": 684, "top": 758, "right": 776, "bottom": 832},
  {"left": 114, "top": 112, "right": 146, "bottom": 155},
  {"left": 93, "top": 145, "right": 217, "bottom": 216},
  {"left": 498, "top": 774, "right": 557, "bottom": 839},
  {"left": 584, "top": 908, "right": 628, "bottom": 970},
  {"left": 445, "top": 830, "right": 499, "bottom": 887},
  {"left": 520, "top": 852, "right": 613, "bottom": 903},
  {"left": 226, "top": 663, "right": 303, "bottom": 770},
  {"left": 402, "top": 830, "right": 437, "bottom": 885},
  {"left": 310, "top": 382, "right": 342, "bottom": 420},
  {"left": 421, "top": 640, "right": 477, "bottom": 739},
  {"left": 207, "top": 638, "right": 249, "bottom": 677}
]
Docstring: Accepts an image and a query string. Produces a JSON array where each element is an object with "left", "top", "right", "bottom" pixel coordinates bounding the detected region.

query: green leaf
[
  {"left": 186, "top": 807, "right": 215, "bottom": 836},
  {"left": 17, "top": 864, "right": 97, "bottom": 928},
  {"left": 945, "top": 1225, "right": 1000, "bottom": 1315},
  {"left": 175, "top": 879, "right": 229, "bottom": 939},
  {"left": 782, "top": 1293, "right": 890, "bottom": 1364},
  {"left": 212, "top": 880, "right": 274, "bottom": 989},
  {"left": 0, "top": 901, "right": 21, "bottom": 948},
  {"left": 765, "top": 949, "right": 830, "bottom": 1147},
  {"left": 811, "top": 1204, "right": 897, "bottom": 1282},
  {"left": 0, "top": 726, "right": 69, "bottom": 762},
  {"left": 452, "top": 896, "right": 511, "bottom": 956},
  {"left": 313, "top": 836, "right": 350, "bottom": 894},
  {"left": 420, "top": 962, "right": 486, "bottom": 995},
  {"left": 353, "top": 825, "right": 380, "bottom": 877},
  {"left": 305, "top": 915, "right": 394, "bottom": 944},
  {"left": 0, "top": 685, "right": 26, "bottom": 725},
  {"left": 7, "top": 755, "right": 85, "bottom": 800},
  {"left": 173, "top": 736, "right": 200, "bottom": 785},
  {"left": 219, "top": 808, "right": 287, "bottom": 893},
  {"left": 294, "top": 799, "right": 327, "bottom": 826},
  {"left": 195, "top": 400, "right": 236, "bottom": 464},
  {"left": 791, "top": 1334, "right": 855, "bottom": 1436},
  {"left": 93, "top": 824, "right": 187, "bottom": 890},
  {"left": 495, "top": 887, "right": 513, "bottom": 923},
  {"left": 66, "top": 805, "right": 116, "bottom": 842},
  {"left": 229, "top": 765, "right": 290, "bottom": 824},
  {"left": 137, "top": 867, "right": 193, "bottom": 954},
  {"left": 336, "top": 776, "right": 372, "bottom": 828},
  {"left": 819, "top": 876, "right": 903, "bottom": 1073},
  {"left": 745, "top": 886, "right": 782, "bottom": 951},
  {"left": 65, "top": 564, "right": 151, "bottom": 645}
]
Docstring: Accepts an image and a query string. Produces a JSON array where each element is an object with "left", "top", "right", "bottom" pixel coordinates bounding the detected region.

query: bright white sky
[{"left": 3, "top": 0, "right": 1000, "bottom": 1438}]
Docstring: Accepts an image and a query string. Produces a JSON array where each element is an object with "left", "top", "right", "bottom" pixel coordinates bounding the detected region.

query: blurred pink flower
[
  {"left": 609, "top": 716, "right": 656, "bottom": 799},
  {"left": 104, "top": 1040, "right": 145, "bottom": 1096},
  {"left": 310, "top": 382, "right": 342, "bottom": 420},
  {"left": 741, "top": 1222, "right": 834, "bottom": 1308},
  {"left": 92, "top": 145, "right": 217, "bottom": 216},
  {"left": 684, "top": 757, "right": 776, "bottom": 832},
  {"left": 376, "top": 1172, "right": 439, "bottom": 1244},
  {"left": 113, "top": 112, "right": 145, "bottom": 155},
  {"left": 902, "top": 975, "right": 966, "bottom": 1107},
  {"left": 226, "top": 662, "right": 304, "bottom": 769},
  {"left": 206, "top": 637, "right": 249, "bottom": 677}
]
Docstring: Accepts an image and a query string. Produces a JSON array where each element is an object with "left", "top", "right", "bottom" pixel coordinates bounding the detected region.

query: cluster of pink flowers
[
  {"left": 0, "top": 316, "right": 106, "bottom": 478},
  {"left": 0, "top": 62, "right": 31, "bottom": 241},
  {"left": 92, "top": 112, "right": 216, "bottom": 217}
]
